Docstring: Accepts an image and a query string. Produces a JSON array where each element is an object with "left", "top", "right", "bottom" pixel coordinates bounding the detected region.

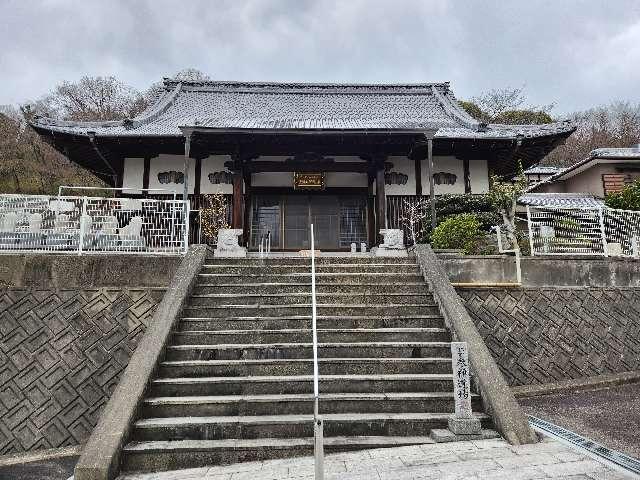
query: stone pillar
[{"left": 448, "top": 342, "right": 481, "bottom": 435}]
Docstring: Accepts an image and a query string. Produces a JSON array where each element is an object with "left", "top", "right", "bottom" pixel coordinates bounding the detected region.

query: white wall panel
[
  {"left": 201, "top": 155, "right": 233, "bottom": 194},
  {"left": 122, "top": 158, "right": 144, "bottom": 194}
]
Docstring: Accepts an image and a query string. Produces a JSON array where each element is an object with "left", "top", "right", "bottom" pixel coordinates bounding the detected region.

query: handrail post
[
  {"left": 78, "top": 196, "right": 87, "bottom": 256},
  {"left": 310, "top": 223, "right": 323, "bottom": 480}
]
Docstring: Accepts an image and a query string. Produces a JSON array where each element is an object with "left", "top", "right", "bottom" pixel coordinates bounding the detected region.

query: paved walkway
[
  {"left": 521, "top": 383, "right": 640, "bottom": 460},
  {"left": 118, "top": 437, "right": 633, "bottom": 480}
]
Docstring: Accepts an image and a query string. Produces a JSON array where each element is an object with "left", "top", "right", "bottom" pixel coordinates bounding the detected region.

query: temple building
[{"left": 31, "top": 78, "right": 575, "bottom": 250}]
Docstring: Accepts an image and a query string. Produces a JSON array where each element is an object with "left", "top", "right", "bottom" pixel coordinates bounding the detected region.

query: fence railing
[
  {"left": 0, "top": 194, "right": 188, "bottom": 254},
  {"left": 526, "top": 205, "right": 640, "bottom": 257}
]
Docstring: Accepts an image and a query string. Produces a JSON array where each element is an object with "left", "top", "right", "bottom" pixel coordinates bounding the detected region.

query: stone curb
[
  {"left": 513, "top": 370, "right": 640, "bottom": 398},
  {"left": 0, "top": 445, "right": 81, "bottom": 467},
  {"left": 73, "top": 245, "right": 208, "bottom": 480},
  {"left": 414, "top": 244, "right": 537, "bottom": 445}
]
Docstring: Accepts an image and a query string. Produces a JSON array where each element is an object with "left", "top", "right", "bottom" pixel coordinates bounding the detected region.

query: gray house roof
[
  {"left": 519, "top": 193, "right": 604, "bottom": 208},
  {"left": 530, "top": 146, "right": 640, "bottom": 188},
  {"left": 31, "top": 79, "right": 576, "bottom": 139}
]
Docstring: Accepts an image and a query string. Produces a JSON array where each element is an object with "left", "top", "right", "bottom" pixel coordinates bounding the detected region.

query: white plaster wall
[
  {"left": 252, "top": 172, "right": 293, "bottom": 187},
  {"left": 325, "top": 172, "right": 367, "bottom": 187},
  {"left": 201, "top": 155, "right": 233, "bottom": 194},
  {"left": 385, "top": 156, "right": 415, "bottom": 195},
  {"left": 148, "top": 154, "right": 195, "bottom": 194},
  {"left": 469, "top": 159, "right": 489, "bottom": 193},
  {"left": 122, "top": 157, "right": 144, "bottom": 194},
  {"left": 421, "top": 156, "right": 465, "bottom": 195}
]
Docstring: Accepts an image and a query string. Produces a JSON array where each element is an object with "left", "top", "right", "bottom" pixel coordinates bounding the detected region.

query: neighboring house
[
  {"left": 529, "top": 146, "right": 640, "bottom": 199},
  {"left": 31, "top": 77, "right": 574, "bottom": 250},
  {"left": 523, "top": 164, "right": 560, "bottom": 185}
]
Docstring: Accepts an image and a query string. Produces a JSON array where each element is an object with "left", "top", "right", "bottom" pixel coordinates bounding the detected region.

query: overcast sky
[{"left": 2, "top": 0, "right": 640, "bottom": 115}]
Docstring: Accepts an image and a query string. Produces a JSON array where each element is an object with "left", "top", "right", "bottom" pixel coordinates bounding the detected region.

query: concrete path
[
  {"left": 118, "top": 437, "right": 633, "bottom": 480},
  {"left": 521, "top": 383, "right": 640, "bottom": 459}
]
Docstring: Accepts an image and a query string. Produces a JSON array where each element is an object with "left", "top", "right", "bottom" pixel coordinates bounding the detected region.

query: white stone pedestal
[
  {"left": 374, "top": 229, "right": 408, "bottom": 257},
  {"left": 213, "top": 229, "right": 247, "bottom": 258}
]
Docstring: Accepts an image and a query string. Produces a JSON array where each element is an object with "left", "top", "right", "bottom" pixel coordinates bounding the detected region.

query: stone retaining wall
[
  {"left": 458, "top": 287, "right": 640, "bottom": 387},
  {"left": 0, "top": 254, "right": 181, "bottom": 454}
]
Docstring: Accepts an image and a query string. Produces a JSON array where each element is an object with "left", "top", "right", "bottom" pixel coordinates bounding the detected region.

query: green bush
[
  {"left": 413, "top": 194, "right": 501, "bottom": 244},
  {"left": 605, "top": 180, "right": 640, "bottom": 211},
  {"left": 430, "top": 213, "right": 482, "bottom": 254}
]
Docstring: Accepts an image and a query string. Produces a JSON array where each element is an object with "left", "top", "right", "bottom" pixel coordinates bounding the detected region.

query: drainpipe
[{"left": 87, "top": 131, "right": 118, "bottom": 187}]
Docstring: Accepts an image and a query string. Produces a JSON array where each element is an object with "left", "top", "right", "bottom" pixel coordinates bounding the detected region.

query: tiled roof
[
  {"left": 31, "top": 79, "right": 576, "bottom": 140},
  {"left": 590, "top": 147, "right": 640, "bottom": 159},
  {"left": 518, "top": 193, "right": 604, "bottom": 208},
  {"left": 524, "top": 165, "right": 560, "bottom": 175}
]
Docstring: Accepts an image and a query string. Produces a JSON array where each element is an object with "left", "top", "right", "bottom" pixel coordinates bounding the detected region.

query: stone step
[
  {"left": 164, "top": 342, "right": 452, "bottom": 361},
  {"left": 200, "top": 264, "right": 420, "bottom": 275},
  {"left": 180, "top": 304, "right": 440, "bottom": 318},
  {"left": 141, "top": 392, "right": 481, "bottom": 417},
  {"left": 131, "top": 412, "right": 491, "bottom": 442},
  {"left": 149, "top": 374, "right": 454, "bottom": 396},
  {"left": 122, "top": 436, "right": 435, "bottom": 472},
  {"left": 203, "top": 256, "right": 416, "bottom": 264},
  {"left": 158, "top": 357, "right": 453, "bottom": 378},
  {"left": 197, "top": 273, "right": 424, "bottom": 285},
  {"left": 171, "top": 328, "right": 451, "bottom": 345},
  {"left": 188, "top": 293, "right": 434, "bottom": 306},
  {"left": 176, "top": 315, "right": 446, "bottom": 331},
  {"left": 193, "top": 282, "right": 428, "bottom": 295}
]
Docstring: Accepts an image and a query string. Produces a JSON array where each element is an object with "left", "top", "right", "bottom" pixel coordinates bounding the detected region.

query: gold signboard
[{"left": 294, "top": 172, "right": 325, "bottom": 190}]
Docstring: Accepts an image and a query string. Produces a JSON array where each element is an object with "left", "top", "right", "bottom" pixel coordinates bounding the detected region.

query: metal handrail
[{"left": 310, "top": 224, "right": 324, "bottom": 479}]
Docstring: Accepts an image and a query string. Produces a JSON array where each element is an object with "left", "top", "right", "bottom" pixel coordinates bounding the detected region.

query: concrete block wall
[
  {"left": 458, "top": 287, "right": 640, "bottom": 386},
  {"left": 0, "top": 254, "right": 180, "bottom": 454}
]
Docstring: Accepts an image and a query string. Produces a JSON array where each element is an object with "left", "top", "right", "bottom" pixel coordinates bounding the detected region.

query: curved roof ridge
[
  {"left": 130, "top": 83, "right": 182, "bottom": 128},
  {"left": 165, "top": 78, "right": 451, "bottom": 93},
  {"left": 31, "top": 83, "right": 183, "bottom": 132},
  {"left": 430, "top": 85, "right": 479, "bottom": 130}
]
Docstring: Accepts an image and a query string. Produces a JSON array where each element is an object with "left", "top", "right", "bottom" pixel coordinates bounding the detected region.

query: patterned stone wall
[
  {"left": 0, "top": 287, "right": 164, "bottom": 454},
  {"left": 458, "top": 287, "right": 640, "bottom": 387}
]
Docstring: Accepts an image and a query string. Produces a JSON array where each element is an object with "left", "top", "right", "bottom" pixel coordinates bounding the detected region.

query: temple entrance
[{"left": 249, "top": 193, "right": 367, "bottom": 250}]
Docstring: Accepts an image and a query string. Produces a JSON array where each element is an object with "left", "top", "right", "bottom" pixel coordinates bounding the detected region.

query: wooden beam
[
  {"left": 236, "top": 160, "right": 371, "bottom": 173},
  {"left": 463, "top": 158, "right": 471, "bottom": 194},
  {"left": 375, "top": 167, "right": 386, "bottom": 244}
]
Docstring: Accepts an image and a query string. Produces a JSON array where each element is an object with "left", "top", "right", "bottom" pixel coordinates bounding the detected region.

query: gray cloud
[{"left": 1, "top": 0, "right": 639, "bottom": 114}]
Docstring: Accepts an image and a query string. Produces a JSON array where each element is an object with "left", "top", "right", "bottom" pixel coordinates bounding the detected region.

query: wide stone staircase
[{"left": 120, "top": 254, "right": 492, "bottom": 472}]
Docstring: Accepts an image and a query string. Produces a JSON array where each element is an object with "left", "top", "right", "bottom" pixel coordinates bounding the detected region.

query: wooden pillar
[
  {"left": 375, "top": 167, "right": 386, "bottom": 244},
  {"left": 142, "top": 156, "right": 151, "bottom": 196},
  {"left": 183, "top": 132, "right": 192, "bottom": 201},
  {"left": 194, "top": 157, "right": 203, "bottom": 196},
  {"left": 415, "top": 156, "right": 422, "bottom": 196},
  {"left": 232, "top": 172, "right": 243, "bottom": 230},
  {"left": 243, "top": 172, "right": 252, "bottom": 244},
  {"left": 427, "top": 138, "right": 436, "bottom": 230},
  {"left": 463, "top": 158, "right": 471, "bottom": 194},
  {"left": 367, "top": 173, "right": 375, "bottom": 246}
]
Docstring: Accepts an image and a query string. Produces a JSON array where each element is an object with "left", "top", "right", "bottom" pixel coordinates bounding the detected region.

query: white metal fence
[
  {"left": 526, "top": 205, "right": 640, "bottom": 257},
  {"left": 0, "top": 194, "right": 188, "bottom": 254}
]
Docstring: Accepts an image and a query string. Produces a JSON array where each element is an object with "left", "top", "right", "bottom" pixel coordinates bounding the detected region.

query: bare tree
[
  {"left": 462, "top": 86, "right": 555, "bottom": 125},
  {"left": 544, "top": 101, "right": 640, "bottom": 167},
  {"left": 40, "top": 76, "right": 148, "bottom": 121}
]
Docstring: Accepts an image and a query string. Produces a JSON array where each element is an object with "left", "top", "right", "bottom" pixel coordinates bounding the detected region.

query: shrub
[
  {"left": 430, "top": 213, "right": 482, "bottom": 254},
  {"left": 605, "top": 180, "right": 640, "bottom": 211}
]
